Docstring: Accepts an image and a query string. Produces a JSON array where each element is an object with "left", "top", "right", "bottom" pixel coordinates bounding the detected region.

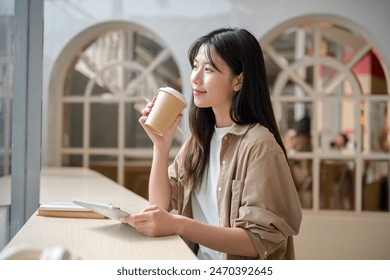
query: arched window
[
  {"left": 262, "top": 16, "right": 390, "bottom": 212},
  {"left": 49, "top": 22, "right": 183, "bottom": 198}
]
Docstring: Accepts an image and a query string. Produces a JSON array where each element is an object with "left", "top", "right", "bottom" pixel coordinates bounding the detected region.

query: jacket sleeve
[
  {"left": 167, "top": 141, "right": 188, "bottom": 212},
  {"left": 233, "top": 146, "right": 302, "bottom": 259}
]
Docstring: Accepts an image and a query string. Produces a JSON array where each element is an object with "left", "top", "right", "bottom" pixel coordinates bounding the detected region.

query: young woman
[{"left": 121, "top": 27, "right": 302, "bottom": 260}]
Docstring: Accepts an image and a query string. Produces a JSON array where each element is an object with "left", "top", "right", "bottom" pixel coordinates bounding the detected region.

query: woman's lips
[{"left": 193, "top": 89, "right": 206, "bottom": 96}]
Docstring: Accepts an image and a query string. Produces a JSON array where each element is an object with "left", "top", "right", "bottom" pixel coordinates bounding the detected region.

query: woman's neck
[
  {"left": 215, "top": 115, "right": 234, "bottom": 128},
  {"left": 213, "top": 107, "right": 234, "bottom": 128}
]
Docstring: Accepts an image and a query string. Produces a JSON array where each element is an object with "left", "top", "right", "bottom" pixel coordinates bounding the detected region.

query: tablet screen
[{"left": 72, "top": 199, "right": 130, "bottom": 221}]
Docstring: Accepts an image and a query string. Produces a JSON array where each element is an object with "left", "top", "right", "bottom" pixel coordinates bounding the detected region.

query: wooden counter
[{"left": 1, "top": 167, "right": 196, "bottom": 260}]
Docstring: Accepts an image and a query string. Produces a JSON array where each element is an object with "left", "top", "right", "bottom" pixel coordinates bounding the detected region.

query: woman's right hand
[{"left": 139, "top": 97, "right": 183, "bottom": 149}]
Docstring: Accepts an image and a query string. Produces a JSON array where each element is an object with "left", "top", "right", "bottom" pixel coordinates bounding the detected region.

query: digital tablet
[{"left": 72, "top": 199, "right": 130, "bottom": 221}]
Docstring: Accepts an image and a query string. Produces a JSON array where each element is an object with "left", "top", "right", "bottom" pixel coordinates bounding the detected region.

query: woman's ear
[{"left": 233, "top": 73, "right": 243, "bottom": 92}]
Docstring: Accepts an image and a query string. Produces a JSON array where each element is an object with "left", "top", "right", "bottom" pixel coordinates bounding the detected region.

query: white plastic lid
[{"left": 158, "top": 87, "right": 187, "bottom": 106}]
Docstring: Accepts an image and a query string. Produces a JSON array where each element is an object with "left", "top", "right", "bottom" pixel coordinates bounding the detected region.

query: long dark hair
[{"left": 184, "top": 27, "right": 286, "bottom": 187}]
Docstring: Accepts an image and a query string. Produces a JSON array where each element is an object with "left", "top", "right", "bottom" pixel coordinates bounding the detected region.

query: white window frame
[{"left": 261, "top": 16, "right": 390, "bottom": 213}]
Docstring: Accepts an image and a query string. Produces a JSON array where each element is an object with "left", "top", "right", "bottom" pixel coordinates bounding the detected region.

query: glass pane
[
  {"left": 91, "top": 81, "right": 108, "bottom": 96},
  {"left": 264, "top": 54, "right": 279, "bottom": 95},
  {"left": 61, "top": 154, "right": 82, "bottom": 167},
  {"left": 272, "top": 28, "right": 295, "bottom": 65},
  {"left": 277, "top": 79, "right": 311, "bottom": 97},
  {"left": 289, "top": 158, "right": 312, "bottom": 208},
  {"left": 366, "top": 101, "right": 389, "bottom": 153},
  {"left": 123, "top": 64, "right": 156, "bottom": 99},
  {"left": 321, "top": 65, "right": 338, "bottom": 94},
  {"left": 65, "top": 68, "right": 89, "bottom": 96},
  {"left": 320, "top": 160, "right": 355, "bottom": 210},
  {"left": 324, "top": 73, "right": 356, "bottom": 97},
  {"left": 125, "top": 103, "right": 152, "bottom": 148},
  {"left": 280, "top": 102, "right": 313, "bottom": 152},
  {"left": 152, "top": 56, "right": 181, "bottom": 89},
  {"left": 90, "top": 103, "right": 118, "bottom": 148},
  {"left": 124, "top": 158, "right": 151, "bottom": 199},
  {"left": 89, "top": 155, "right": 117, "bottom": 182},
  {"left": 352, "top": 50, "right": 387, "bottom": 95},
  {"left": 0, "top": 153, "right": 12, "bottom": 177},
  {"left": 319, "top": 99, "right": 356, "bottom": 152},
  {"left": 63, "top": 103, "right": 83, "bottom": 148},
  {"left": 135, "top": 32, "right": 162, "bottom": 62},
  {"left": 363, "top": 160, "right": 389, "bottom": 211}
]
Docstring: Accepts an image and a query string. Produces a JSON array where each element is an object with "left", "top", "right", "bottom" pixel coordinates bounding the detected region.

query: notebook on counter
[
  {"left": 38, "top": 200, "right": 131, "bottom": 220},
  {"left": 37, "top": 201, "right": 107, "bottom": 219}
]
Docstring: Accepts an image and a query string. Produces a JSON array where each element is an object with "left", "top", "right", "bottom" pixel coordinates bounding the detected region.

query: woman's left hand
[{"left": 120, "top": 205, "right": 179, "bottom": 237}]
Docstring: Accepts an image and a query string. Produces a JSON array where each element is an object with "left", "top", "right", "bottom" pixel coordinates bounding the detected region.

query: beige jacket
[{"left": 168, "top": 123, "right": 302, "bottom": 259}]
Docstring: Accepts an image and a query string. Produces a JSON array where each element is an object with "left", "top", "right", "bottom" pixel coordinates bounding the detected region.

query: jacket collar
[{"left": 228, "top": 123, "right": 254, "bottom": 136}]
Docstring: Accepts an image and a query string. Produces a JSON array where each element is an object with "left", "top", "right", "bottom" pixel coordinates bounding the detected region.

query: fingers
[
  {"left": 139, "top": 97, "right": 156, "bottom": 123},
  {"left": 120, "top": 206, "right": 170, "bottom": 237},
  {"left": 171, "top": 114, "right": 183, "bottom": 130},
  {"left": 141, "top": 205, "right": 159, "bottom": 212},
  {"left": 120, "top": 213, "right": 145, "bottom": 225},
  {"left": 120, "top": 205, "right": 159, "bottom": 224},
  {"left": 120, "top": 215, "right": 131, "bottom": 224},
  {"left": 141, "top": 102, "right": 153, "bottom": 115},
  {"left": 138, "top": 97, "right": 183, "bottom": 143},
  {"left": 132, "top": 205, "right": 159, "bottom": 222},
  {"left": 138, "top": 97, "right": 161, "bottom": 137}
]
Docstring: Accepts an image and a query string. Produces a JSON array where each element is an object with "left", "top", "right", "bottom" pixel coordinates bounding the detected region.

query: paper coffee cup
[{"left": 145, "top": 87, "right": 187, "bottom": 135}]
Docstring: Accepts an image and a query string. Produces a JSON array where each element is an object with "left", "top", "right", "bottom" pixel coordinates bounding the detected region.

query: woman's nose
[{"left": 191, "top": 69, "right": 201, "bottom": 84}]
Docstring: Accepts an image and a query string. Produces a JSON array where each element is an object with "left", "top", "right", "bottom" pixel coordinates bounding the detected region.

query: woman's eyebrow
[{"left": 193, "top": 58, "right": 213, "bottom": 66}]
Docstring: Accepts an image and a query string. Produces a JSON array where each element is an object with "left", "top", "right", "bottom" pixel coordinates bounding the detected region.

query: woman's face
[{"left": 190, "top": 44, "right": 241, "bottom": 118}]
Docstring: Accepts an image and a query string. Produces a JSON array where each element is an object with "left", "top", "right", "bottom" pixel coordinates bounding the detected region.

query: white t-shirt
[{"left": 191, "top": 125, "right": 232, "bottom": 260}]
